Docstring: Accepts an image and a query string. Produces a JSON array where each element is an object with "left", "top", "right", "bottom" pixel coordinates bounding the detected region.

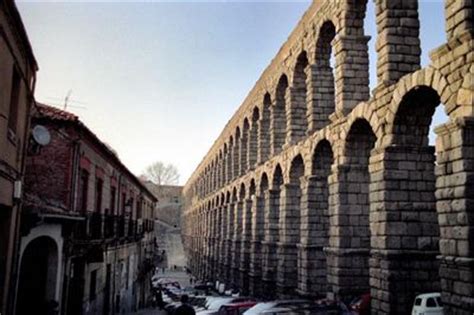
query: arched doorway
[{"left": 16, "top": 236, "right": 58, "bottom": 315}]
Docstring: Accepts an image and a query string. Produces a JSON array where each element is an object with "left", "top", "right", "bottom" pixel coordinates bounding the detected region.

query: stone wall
[{"left": 182, "top": 1, "right": 473, "bottom": 314}]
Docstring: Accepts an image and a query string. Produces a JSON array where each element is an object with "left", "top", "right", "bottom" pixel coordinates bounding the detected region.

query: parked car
[
  {"left": 243, "top": 300, "right": 313, "bottom": 315},
  {"left": 348, "top": 293, "right": 370, "bottom": 315},
  {"left": 198, "top": 297, "right": 255, "bottom": 315},
  {"left": 412, "top": 293, "right": 444, "bottom": 315},
  {"left": 218, "top": 301, "right": 258, "bottom": 315}
]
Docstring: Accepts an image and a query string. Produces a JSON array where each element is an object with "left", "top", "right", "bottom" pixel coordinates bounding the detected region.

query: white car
[{"left": 412, "top": 293, "right": 444, "bottom": 315}]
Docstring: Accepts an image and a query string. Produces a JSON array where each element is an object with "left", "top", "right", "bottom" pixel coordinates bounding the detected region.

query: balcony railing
[{"left": 73, "top": 214, "right": 152, "bottom": 242}]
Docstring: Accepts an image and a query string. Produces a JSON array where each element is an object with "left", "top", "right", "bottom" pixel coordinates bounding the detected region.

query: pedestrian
[
  {"left": 154, "top": 287, "right": 164, "bottom": 310},
  {"left": 174, "top": 294, "right": 195, "bottom": 315}
]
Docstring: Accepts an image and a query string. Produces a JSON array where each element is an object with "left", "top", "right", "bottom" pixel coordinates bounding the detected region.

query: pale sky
[{"left": 17, "top": 0, "right": 446, "bottom": 185}]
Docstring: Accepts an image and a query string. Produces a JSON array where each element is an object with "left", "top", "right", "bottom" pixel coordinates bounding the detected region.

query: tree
[{"left": 142, "top": 161, "right": 179, "bottom": 185}]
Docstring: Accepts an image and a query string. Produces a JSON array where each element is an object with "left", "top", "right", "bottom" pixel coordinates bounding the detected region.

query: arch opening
[
  {"left": 16, "top": 236, "right": 59, "bottom": 315},
  {"left": 272, "top": 75, "right": 289, "bottom": 154}
]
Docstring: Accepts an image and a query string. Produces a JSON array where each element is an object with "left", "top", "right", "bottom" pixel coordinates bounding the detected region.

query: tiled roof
[
  {"left": 33, "top": 103, "right": 158, "bottom": 202},
  {"left": 35, "top": 103, "right": 79, "bottom": 122}
]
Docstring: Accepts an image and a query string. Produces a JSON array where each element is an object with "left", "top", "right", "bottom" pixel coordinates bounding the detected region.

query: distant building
[
  {"left": 0, "top": 1, "right": 38, "bottom": 314},
  {"left": 142, "top": 182, "right": 182, "bottom": 228},
  {"left": 19, "top": 104, "right": 157, "bottom": 315}
]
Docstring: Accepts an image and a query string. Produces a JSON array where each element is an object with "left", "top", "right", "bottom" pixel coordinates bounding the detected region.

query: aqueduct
[{"left": 182, "top": 1, "right": 473, "bottom": 314}]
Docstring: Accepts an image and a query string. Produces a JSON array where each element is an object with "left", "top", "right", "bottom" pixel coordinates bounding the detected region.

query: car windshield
[{"left": 436, "top": 297, "right": 443, "bottom": 306}]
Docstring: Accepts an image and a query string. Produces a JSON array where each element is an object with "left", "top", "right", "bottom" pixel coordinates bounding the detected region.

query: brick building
[
  {"left": 0, "top": 1, "right": 38, "bottom": 314},
  {"left": 18, "top": 103, "right": 157, "bottom": 315}
]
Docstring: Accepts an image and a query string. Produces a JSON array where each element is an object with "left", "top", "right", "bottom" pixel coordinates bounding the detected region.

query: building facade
[
  {"left": 18, "top": 104, "right": 157, "bottom": 315},
  {"left": 0, "top": 1, "right": 38, "bottom": 314},
  {"left": 143, "top": 183, "right": 183, "bottom": 228},
  {"left": 182, "top": 1, "right": 473, "bottom": 314}
]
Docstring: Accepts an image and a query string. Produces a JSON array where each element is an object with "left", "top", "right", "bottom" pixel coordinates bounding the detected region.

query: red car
[
  {"left": 349, "top": 293, "right": 370, "bottom": 315},
  {"left": 218, "top": 301, "right": 258, "bottom": 315}
]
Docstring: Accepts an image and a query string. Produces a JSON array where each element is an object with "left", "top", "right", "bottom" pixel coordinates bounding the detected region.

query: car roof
[
  {"left": 415, "top": 293, "right": 441, "bottom": 299},
  {"left": 223, "top": 301, "right": 257, "bottom": 307}
]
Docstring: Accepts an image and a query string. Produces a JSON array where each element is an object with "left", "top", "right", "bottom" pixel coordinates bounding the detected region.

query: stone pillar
[
  {"left": 334, "top": 35, "right": 370, "bottom": 115},
  {"left": 204, "top": 211, "right": 211, "bottom": 280},
  {"left": 233, "top": 140, "right": 240, "bottom": 179},
  {"left": 257, "top": 105, "right": 271, "bottom": 164},
  {"left": 297, "top": 175, "right": 329, "bottom": 297},
  {"left": 270, "top": 99, "right": 286, "bottom": 156},
  {"left": 286, "top": 86, "right": 307, "bottom": 145},
  {"left": 218, "top": 206, "right": 227, "bottom": 282},
  {"left": 227, "top": 146, "right": 233, "bottom": 183},
  {"left": 435, "top": 117, "right": 474, "bottom": 314},
  {"left": 375, "top": 0, "right": 421, "bottom": 87},
  {"left": 231, "top": 201, "right": 243, "bottom": 289},
  {"left": 248, "top": 122, "right": 258, "bottom": 170},
  {"left": 326, "top": 165, "right": 370, "bottom": 300},
  {"left": 239, "top": 198, "right": 253, "bottom": 295},
  {"left": 277, "top": 183, "right": 301, "bottom": 297},
  {"left": 369, "top": 146, "right": 440, "bottom": 314},
  {"left": 307, "top": 64, "right": 334, "bottom": 133},
  {"left": 223, "top": 202, "right": 235, "bottom": 286},
  {"left": 209, "top": 208, "right": 217, "bottom": 282},
  {"left": 249, "top": 193, "right": 265, "bottom": 297},
  {"left": 261, "top": 189, "right": 280, "bottom": 299},
  {"left": 445, "top": 0, "right": 472, "bottom": 41}
]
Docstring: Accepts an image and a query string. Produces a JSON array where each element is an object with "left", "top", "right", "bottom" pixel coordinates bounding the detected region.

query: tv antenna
[{"left": 45, "top": 90, "right": 87, "bottom": 111}]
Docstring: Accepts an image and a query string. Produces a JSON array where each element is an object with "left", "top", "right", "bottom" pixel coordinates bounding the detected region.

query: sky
[{"left": 17, "top": 0, "right": 447, "bottom": 185}]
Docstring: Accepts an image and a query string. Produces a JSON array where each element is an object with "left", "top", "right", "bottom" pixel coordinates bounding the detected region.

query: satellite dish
[{"left": 32, "top": 125, "right": 51, "bottom": 146}]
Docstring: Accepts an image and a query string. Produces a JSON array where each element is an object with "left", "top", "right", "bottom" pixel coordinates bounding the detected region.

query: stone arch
[
  {"left": 289, "top": 51, "right": 309, "bottom": 143},
  {"left": 311, "top": 20, "right": 336, "bottom": 130},
  {"left": 370, "top": 85, "right": 444, "bottom": 313},
  {"left": 259, "top": 93, "right": 272, "bottom": 164},
  {"left": 327, "top": 118, "right": 376, "bottom": 299},
  {"left": 386, "top": 68, "right": 453, "bottom": 130},
  {"left": 234, "top": 127, "right": 241, "bottom": 179},
  {"left": 17, "top": 236, "right": 59, "bottom": 315},
  {"left": 277, "top": 154, "right": 305, "bottom": 294},
  {"left": 271, "top": 75, "right": 289, "bottom": 155},
  {"left": 299, "top": 138, "right": 334, "bottom": 296}
]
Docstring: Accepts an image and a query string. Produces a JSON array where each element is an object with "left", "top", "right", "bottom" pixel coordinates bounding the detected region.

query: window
[
  {"left": 436, "top": 297, "right": 443, "bottom": 306},
  {"left": 89, "top": 270, "right": 97, "bottom": 301},
  {"left": 121, "top": 193, "right": 126, "bottom": 215},
  {"left": 8, "top": 67, "right": 21, "bottom": 132},
  {"left": 137, "top": 200, "right": 141, "bottom": 219},
  {"left": 110, "top": 187, "right": 116, "bottom": 215},
  {"left": 414, "top": 298, "right": 422, "bottom": 306},
  {"left": 78, "top": 170, "right": 89, "bottom": 213},
  {"left": 426, "top": 298, "right": 437, "bottom": 307},
  {"left": 95, "top": 178, "right": 103, "bottom": 213}
]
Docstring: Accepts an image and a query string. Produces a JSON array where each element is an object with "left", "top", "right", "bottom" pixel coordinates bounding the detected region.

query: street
[{"left": 127, "top": 268, "right": 192, "bottom": 315}]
